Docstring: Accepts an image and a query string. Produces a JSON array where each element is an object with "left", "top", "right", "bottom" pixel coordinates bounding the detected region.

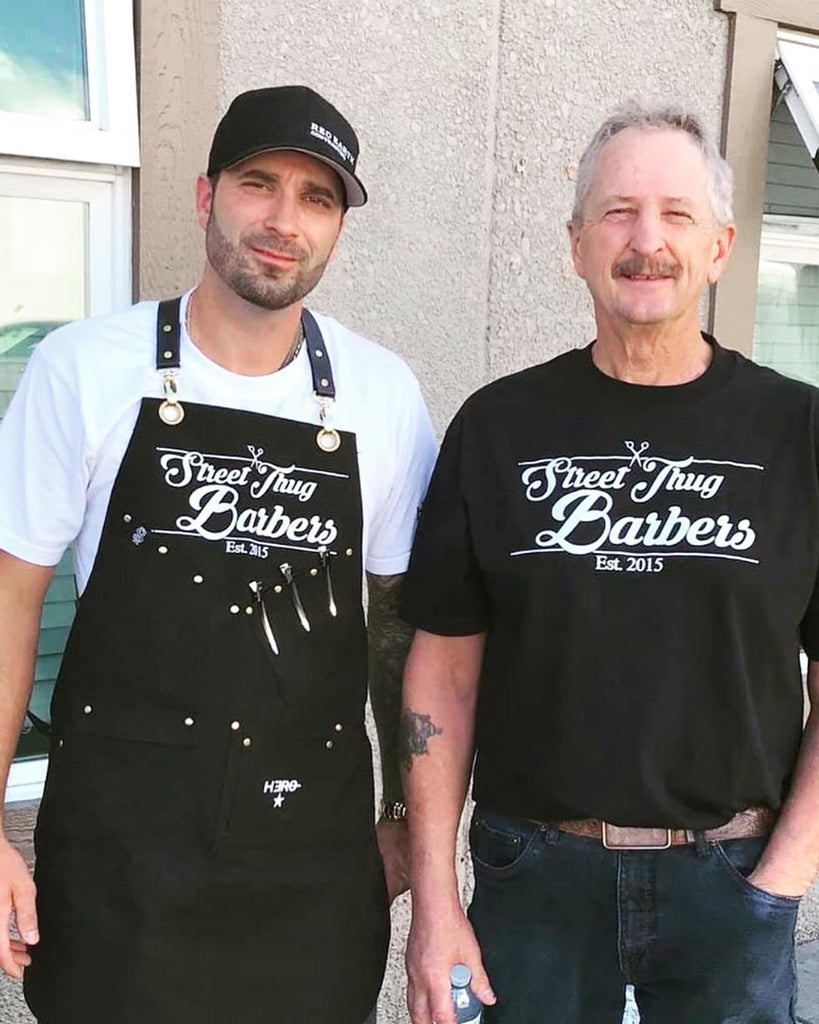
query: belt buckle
[{"left": 602, "top": 823, "right": 672, "bottom": 850}]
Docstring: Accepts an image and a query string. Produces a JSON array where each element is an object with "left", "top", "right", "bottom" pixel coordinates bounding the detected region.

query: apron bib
[{"left": 25, "top": 300, "right": 389, "bottom": 1024}]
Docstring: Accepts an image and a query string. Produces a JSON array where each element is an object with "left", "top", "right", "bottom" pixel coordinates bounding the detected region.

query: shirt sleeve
[
  {"left": 0, "top": 340, "right": 89, "bottom": 565},
  {"left": 800, "top": 589, "right": 819, "bottom": 659},
  {"left": 364, "top": 377, "right": 438, "bottom": 576},
  {"left": 801, "top": 398, "right": 819, "bottom": 659},
  {"left": 399, "top": 407, "right": 489, "bottom": 635}
]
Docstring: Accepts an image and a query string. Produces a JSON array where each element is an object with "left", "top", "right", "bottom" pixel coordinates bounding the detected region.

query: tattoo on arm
[
  {"left": 399, "top": 709, "right": 443, "bottom": 774},
  {"left": 367, "top": 572, "right": 415, "bottom": 803}
]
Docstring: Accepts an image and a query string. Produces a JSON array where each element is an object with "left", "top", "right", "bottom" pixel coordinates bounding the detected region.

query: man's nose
[
  {"left": 262, "top": 190, "right": 299, "bottom": 236},
  {"left": 629, "top": 209, "right": 665, "bottom": 255}
]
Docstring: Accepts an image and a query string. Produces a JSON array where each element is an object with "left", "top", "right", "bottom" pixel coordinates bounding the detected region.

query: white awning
[{"left": 777, "top": 32, "right": 819, "bottom": 172}]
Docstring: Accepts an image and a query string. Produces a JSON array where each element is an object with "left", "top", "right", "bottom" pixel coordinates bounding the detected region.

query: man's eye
[
  {"left": 305, "top": 194, "right": 334, "bottom": 208},
  {"left": 604, "top": 208, "right": 634, "bottom": 219},
  {"left": 666, "top": 210, "right": 693, "bottom": 223}
]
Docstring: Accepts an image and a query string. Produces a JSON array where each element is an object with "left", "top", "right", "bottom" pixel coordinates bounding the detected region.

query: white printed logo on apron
[{"left": 263, "top": 778, "right": 303, "bottom": 809}]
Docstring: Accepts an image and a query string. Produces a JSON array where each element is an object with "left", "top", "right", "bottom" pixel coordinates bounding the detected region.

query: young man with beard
[
  {"left": 400, "top": 107, "right": 819, "bottom": 1023},
  {"left": 0, "top": 86, "right": 436, "bottom": 1024}
]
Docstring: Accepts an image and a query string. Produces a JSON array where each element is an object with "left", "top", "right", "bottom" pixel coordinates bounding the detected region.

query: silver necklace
[
  {"left": 279, "top": 323, "right": 305, "bottom": 370},
  {"left": 186, "top": 291, "right": 304, "bottom": 371}
]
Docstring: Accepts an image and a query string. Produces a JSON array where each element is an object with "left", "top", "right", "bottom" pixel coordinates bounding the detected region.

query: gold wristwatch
[{"left": 380, "top": 800, "right": 408, "bottom": 822}]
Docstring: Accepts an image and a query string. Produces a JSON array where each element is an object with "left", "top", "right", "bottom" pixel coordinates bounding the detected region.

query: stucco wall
[
  {"left": 214, "top": 0, "right": 728, "bottom": 433},
  {"left": 214, "top": 0, "right": 499, "bottom": 432},
  {"left": 137, "top": 0, "right": 220, "bottom": 299},
  {"left": 138, "top": 2, "right": 734, "bottom": 1021}
]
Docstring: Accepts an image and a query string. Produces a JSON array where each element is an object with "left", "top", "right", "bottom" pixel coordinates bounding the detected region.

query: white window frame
[
  {"left": 759, "top": 214, "right": 819, "bottom": 265},
  {"left": 0, "top": 0, "right": 139, "bottom": 168},
  {"left": 754, "top": 214, "right": 819, "bottom": 388},
  {"left": 2, "top": 157, "right": 131, "bottom": 802},
  {"left": 777, "top": 30, "right": 819, "bottom": 166},
  {"left": 0, "top": 157, "right": 132, "bottom": 315}
]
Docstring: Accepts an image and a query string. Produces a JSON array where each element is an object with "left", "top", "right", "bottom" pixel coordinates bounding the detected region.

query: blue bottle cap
[{"left": 450, "top": 963, "right": 472, "bottom": 988}]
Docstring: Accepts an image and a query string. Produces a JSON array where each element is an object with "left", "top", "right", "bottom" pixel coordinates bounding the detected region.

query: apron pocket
[
  {"left": 65, "top": 699, "right": 202, "bottom": 746},
  {"left": 214, "top": 721, "right": 374, "bottom": 850},
  {"left": 42, "top": 701, "right": 204, "bottom": 842}
]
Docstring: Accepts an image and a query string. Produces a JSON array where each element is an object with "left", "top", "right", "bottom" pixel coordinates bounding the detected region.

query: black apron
[{"left": 25, "top": 300, "right": 389, "bottom": 1024}]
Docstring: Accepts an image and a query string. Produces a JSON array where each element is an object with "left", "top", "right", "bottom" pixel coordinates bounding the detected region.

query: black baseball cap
[{"left": 207, "top": 85, "right": 367, "bottom": 207}]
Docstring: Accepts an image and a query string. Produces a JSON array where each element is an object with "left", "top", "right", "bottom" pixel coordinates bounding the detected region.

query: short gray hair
[{"left": 571, "top": 105, "right": 734, "bottom": 228}]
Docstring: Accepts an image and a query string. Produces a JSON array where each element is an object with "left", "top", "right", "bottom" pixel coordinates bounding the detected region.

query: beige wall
[
  {"left": 139, "top": 0, "right": 729, "bottom": 433},
  {"left": 136, "top": 0, "right": 220, "bottom": 299},
  {"left": 138, "top": 3, "right": 735, "bottom": 1020}
]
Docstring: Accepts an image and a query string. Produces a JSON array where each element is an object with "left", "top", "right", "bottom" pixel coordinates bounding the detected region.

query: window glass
[
  {"left": 0, "top": 0, "right": 89, "bottom": 121},
  {"left": 0, "top": 192, "right": 87, "bottom": 760},
  {"left": 754, "top": 259, "right": 819, "bottom": 386},
  {"left": 754, "top": 86, "right": 819, "bottom": 389},
  {"left": 0, "top": 195, "right": 86, "bottom": 332}
]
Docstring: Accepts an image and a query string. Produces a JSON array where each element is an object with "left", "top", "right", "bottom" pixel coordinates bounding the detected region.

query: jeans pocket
[
  {"left": 712, "top": 839, "right": 802, "bottom": 910},
  {"left": 469, "top": 807, "right": 541, "bottom": 877}
]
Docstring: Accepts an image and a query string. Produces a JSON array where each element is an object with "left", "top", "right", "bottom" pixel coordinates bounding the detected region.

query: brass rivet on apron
[
  {"left": 316, "top": 349, "right": 324, "bottom": 358},
  {"left": 58, "top": 739, "right": 64, "bottom": 748},
  {"left": 245, "top": 606, "right": 253, "bottom": 615},
  {"left": 184, "top": 716, "right": 194, "bottom": 727},
  {"left": 83, "top": 705, "right": 92, "bottom": 714},
  {"left": 162, "top": 324, "right": 172, "bottom": 333},
  {"left": 123, "top": 514, "right": 132, "bottom": 523},
  {"left": 310, "top": 568, "right": 318, "bottom": 576},
  {"left": 158, "top": 545, "right": 168, "bottom": 554},
  {"left": 274, "top": 585, "right": 283, "bottom": 594},
  {"left": 193, "top": 574, "right": 204, "bottom": 584},
  {"left": 320, "top": 377, "right": 329, "bottom": 388},
  {"left": 163, "top": 350, "right": 173, "bottom": 359},
  {"left": 325, "top": 740, "right": 334, "bottom": 750},
  {"left": 231, "top": 720, "right": 241, "bottom": 731},
  {"left": 230, "top": 604, "right": 240, "bottom": 614},
  {"left": 346, "top": 548, "right": 353, "bottom": 556},
  {"left": 334, "top": 723, "right": 343, "bottom": 732},
  {"left": 242, "top": 737, "right": 251, "bottom": 748}
]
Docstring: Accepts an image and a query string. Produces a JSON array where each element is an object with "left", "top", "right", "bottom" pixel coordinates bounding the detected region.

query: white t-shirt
[{"left": 0, "top": 294, "right": 437, "bottom": 592}]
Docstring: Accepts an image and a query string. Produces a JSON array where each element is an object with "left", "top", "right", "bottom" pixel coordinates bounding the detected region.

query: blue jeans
[{"left": 468, "top": 807, "right": 800, "bottom": 1024}]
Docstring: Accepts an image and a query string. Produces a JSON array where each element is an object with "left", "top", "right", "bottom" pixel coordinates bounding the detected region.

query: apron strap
[
  {"left": 302, "top": 310, "right": 335, "bottom": 400},
  {"left": 153, "top": 299, "right": 336, "bottom": 403},
  {"left": 156, "top": 297, "right": 182, "bottom": 370}
]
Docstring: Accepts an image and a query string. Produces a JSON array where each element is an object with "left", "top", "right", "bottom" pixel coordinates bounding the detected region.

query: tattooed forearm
[
  {"left": 399, "top": 709, "right": 443, "bottom": 774},
  {"left": 367, "top": 572, "right": 415, "bottom": 803}
]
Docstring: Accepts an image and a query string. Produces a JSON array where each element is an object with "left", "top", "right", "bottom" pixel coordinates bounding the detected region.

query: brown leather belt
[{"left": 548, "top": 807, "right": 776, "bottom": 850}]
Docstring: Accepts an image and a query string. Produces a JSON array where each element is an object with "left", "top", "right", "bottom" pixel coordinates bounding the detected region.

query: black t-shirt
[{"left": 401, "top": 340, "right": 819, "bottom": 829}]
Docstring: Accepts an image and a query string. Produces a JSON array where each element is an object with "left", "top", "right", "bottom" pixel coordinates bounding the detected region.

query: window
[
  {"left": 752, "top": 31, "right": 819, "bottom": 385},
  {"left": 776, "top": 31, "right": 819, "bottom": 169},
  {"left": 0, "top": 0, "right": 139, "bottom": 167},
  {"left": 1, "top": 0, "right": 136, "bottom": 802},
  {"left": 755, "top": 218, "right": 819, "bottom": 385}
]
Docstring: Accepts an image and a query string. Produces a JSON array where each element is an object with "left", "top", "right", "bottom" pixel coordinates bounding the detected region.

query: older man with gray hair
[{"left": 399, "top": 106, "right": 819, "bottom": 1023}]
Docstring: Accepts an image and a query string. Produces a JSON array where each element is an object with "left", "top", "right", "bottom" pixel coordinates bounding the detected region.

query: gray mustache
[{"left": 614, "top": 258, "right": 680, "bottom": 279}]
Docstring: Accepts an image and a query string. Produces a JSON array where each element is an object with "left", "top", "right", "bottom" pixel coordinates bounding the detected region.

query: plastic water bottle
[{"left": 450, "top": 963, "right": 483, "bottom": 1023}]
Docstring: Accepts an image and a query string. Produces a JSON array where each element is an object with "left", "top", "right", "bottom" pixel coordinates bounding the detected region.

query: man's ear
[
  {"left": 707, "top": 223, "right": 737, "bottom": 285},
  {"left": 195, "top": 174, "right": 215, "bottom": 231},
  {"left": 567, "top": 221, "right": 587, "bottom": 280}
]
